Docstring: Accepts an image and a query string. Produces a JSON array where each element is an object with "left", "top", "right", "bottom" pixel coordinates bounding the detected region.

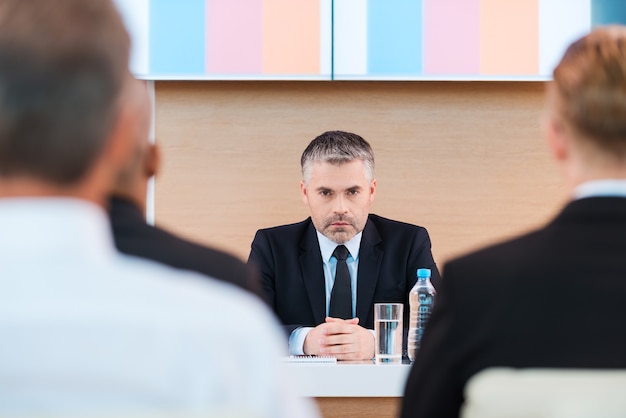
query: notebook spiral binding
[{"left": 284, "top": 355, "right": 337, "bottom": 364}]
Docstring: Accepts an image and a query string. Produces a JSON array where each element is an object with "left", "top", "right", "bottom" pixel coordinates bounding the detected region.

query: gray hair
[
  {"left": 0, "top": 0, "right": 130, "bottom": 184},
  {"left": 300, "top": 130, "right": 375, "bottom": 185}
]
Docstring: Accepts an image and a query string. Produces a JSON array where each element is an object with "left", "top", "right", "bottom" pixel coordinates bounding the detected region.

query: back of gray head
[{"left": 0, "top": 0, "right": 130, "bottom": 184}]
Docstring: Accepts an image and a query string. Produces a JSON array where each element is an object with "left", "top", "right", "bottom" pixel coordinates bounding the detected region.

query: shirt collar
[
  {"left": 573, "top": 179, "right": 626, "bottom": 200},
  {"left": 0, "top": 197, "right": 116, "bottom": 262},
  {"left": 316, "top": 230, "right": 363, "bottom": 262}
]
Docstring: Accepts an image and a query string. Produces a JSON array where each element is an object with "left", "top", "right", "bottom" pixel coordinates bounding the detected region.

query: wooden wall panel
[{"left": 154, "top": 81, "right": 566, "bottom": 269}]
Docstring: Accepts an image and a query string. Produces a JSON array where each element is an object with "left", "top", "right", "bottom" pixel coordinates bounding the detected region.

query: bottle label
[
  {"left": 417, "top": 293, "right": 434, "bottom": 330},
  {"left": 408, "top": 288, "right": 435, "bottom": 361}
]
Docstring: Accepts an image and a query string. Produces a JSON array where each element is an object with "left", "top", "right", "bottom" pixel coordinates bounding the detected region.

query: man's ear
[
  {"left": 144, "top": 143, "right": 161, "bottom": 179},
  {"left": 300, "top": 180, "right": 308, "bottom": 205},
  {"left": 369, "top": 179, "right": 377, "bottom": 203},
  {"left": 546, "top": 116, "right": 568, "bottom": 162},
  {"left": 544, "top": 83, "right": 570, "bottom": 164}
]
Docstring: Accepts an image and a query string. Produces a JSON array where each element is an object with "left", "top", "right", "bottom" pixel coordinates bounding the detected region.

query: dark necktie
[{"left": 329, "top": 245, "right": 352, "bottom": 319}]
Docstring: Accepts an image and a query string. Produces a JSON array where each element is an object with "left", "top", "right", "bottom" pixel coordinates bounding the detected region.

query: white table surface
[{"left": 287, "top": 360, "right": 412, "bottom": 397}]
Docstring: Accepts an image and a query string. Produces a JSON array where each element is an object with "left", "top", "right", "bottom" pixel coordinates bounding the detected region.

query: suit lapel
[
  {"left": 356, "top": 218, "right": 383, "bottom": 323},
  {"left": 299, "top": 221, "right": 327, "bottom": 325}
]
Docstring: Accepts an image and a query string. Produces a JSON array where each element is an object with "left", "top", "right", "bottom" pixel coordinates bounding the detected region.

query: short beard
[{"left": 321, "top": 215, "right": 358, "bottom": 244}]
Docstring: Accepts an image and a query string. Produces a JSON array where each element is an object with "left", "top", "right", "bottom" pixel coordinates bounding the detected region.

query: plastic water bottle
[{"left": 407, "top": 268, "right": 436, "bottom": 362}]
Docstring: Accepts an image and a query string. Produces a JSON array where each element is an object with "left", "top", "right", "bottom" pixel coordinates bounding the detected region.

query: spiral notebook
[{"left": 284, "top": 355, "right": 337, "bottom": 364}]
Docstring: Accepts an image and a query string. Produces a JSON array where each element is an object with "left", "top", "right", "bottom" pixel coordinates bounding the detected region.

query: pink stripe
[
  {"left": 423, "top": 0, "right": 480, "bottom": 75},
  {"left": 206, "top": 0, "right": 263, "bottom": 74}
]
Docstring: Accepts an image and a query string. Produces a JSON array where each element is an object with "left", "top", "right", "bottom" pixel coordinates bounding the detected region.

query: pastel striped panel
[
  {"left": 113, "top": 0, "right": 150, "bottom": 76},
  {"left": 262, "top": 0, "right": 321, "bottom": 75},
  {"left": 539, "top": 0, "right": 590, "bottom": 77},
  {"left": 334, "top": 0, "right": 368, "bottom": 77},
  {"left": 367, "top": 0, "right": 423, "bottom": 75},
  {"left": 206, "top": 0, "right": 263, "bottom": 74},
  {"left": 480, "top": 0, "right": 539, "bottom": 76},
  {"left": 592, "top": 0, "right": 626, "bottom": 25},
  {"left": 115, "top": 0, "right": 621, "bottom": 79},
  {"left": 423, "top": 0, "right": 480, "bottom": 75},
  {"left": 149, "top": 0, "right": 206, "bottom": 75},
  {"left": 319, "top": 0, "right": 333, "bottom": 77}
]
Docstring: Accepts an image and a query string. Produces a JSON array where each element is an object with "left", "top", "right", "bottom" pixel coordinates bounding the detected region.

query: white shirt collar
[
  {"left": 316, "top": 230, "right": 363, "bottom": 262},
  {"left": 573, "top": 179, "right": 626, "bottom": 200},
  {"left": 0, "top": 197, "right": 116, "bottom": 262}
]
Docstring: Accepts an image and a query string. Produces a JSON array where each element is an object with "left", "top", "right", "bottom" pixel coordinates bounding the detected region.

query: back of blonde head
[{"left": 553, "top": 26, "right": 626, "bottom": 157}]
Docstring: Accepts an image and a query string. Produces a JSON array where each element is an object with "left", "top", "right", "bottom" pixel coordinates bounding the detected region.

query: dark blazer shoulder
[
  {"left": 255, "top": 218, "right": 313, "bottom": 236},
  {"left": 367, "top": 213, "right": 431, "bottom": 233},
  {"left": 110, "top": 197, "right": 261, "bottom": 297},
  {"left": 366, "top": 213, "right": 434, "bottom": 251},
  {"left": 446, "top": 197, "right": 626, "bottom": 272},
  {"left": 252, "top": 218, "right": 316, "bottom": 248},
  {"left": 368, "top": 213, "right": 424, "bottom": 227},
  {"left": 447, "top": 228, "right": 543, "bottom": 269}
]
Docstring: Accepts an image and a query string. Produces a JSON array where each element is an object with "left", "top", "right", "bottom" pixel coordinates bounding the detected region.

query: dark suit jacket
[
  {"left": 248, "top": 214, "right": 440, "bottom": 336},
  {"left": 109, "top": 197, "right": 263, "bottom": 299},
  {"left": 400, "top": 197, "right": 626, "bottom": 418}
]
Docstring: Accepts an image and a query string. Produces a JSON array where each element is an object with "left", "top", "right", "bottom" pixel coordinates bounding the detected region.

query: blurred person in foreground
[
  {"left": 108, "top": 81, "right": 264, "bottom": 300},
  {"left": 400, "top": 26, "right": 626, "bottom": 418},
  {"left": 249, "top": 130, "right": 440, "bottom": 360},
  {"left": 0, "top": 0, "right": 317, "bottom": 417}
]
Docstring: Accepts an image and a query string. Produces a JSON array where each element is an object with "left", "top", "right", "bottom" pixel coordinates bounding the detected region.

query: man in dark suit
[
  {"left": 108, "top": 82, "right": 262, "bottom": 299},
  {"left": 400, "top": 26, "right": 626, "bottom": 418},
  {"left": 249, "top": 131, "right": 440, "bottom": 360}
]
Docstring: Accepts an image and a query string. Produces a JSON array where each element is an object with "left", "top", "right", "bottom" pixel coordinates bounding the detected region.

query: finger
[
  {"left": 325, "top": 317, "right": 358, "bottom": 324},
  {"left": 322, "top": 333, "right": 356, "bottom": 346},
  {"left": 321, "top": 342, "right": 357, "bottom": 356},
  {"left": 322, "top": 322, "right": 356, "bottom": 335}
]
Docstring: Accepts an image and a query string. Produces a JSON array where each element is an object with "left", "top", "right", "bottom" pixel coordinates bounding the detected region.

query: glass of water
[{"left": 374, "top": 303, "right": 403, "bottom": 363}]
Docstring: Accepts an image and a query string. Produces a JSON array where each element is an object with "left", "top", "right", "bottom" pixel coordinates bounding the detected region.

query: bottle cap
[{"left": 417, "top": 268, "right": 431, "bottom": 279}]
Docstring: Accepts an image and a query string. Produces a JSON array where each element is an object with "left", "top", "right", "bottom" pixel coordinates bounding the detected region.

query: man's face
[{"left": 300, "top": 159, "right": 376, "bottom": 244}]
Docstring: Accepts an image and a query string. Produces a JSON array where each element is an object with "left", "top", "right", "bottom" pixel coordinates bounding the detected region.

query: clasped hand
[{"left": 303, "top": 317, "right": 375, "bottom": 360}]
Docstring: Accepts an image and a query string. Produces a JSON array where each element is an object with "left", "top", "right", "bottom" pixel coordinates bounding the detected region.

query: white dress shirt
[{"left": 0, "top": 198, "right": 318, "bottom": 418}]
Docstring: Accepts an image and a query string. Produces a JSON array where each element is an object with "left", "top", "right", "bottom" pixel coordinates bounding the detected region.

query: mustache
[{"left": 324, "top": 215, "right": 356, "bottom": 228}]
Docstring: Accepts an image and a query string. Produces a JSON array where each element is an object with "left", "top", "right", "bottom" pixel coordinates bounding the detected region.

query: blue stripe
[
  {"left": 592, "top": 0, "right": 626, "bottom": 26},
  {"left": 367, "top": 0, "right": 423, "bottom": 75},
  {"left": 149, "top": 0, "right": 206, "bottom": 75}
]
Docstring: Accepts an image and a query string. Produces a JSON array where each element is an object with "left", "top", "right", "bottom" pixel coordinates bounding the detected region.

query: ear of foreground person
[
  {"left": 400, "top": 25, "right": 626, "bottom": 418},
  {"left": 107, "top": 80, "right": 265, "bottom": 301},
  {"left": 0, "top": 0, "right": 317, "bottom": 416}
]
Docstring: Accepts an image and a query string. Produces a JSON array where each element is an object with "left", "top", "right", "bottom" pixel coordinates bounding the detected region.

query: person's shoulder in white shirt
[
  {"left": 0, "top": 199, "right": 318, "bottom": 418},
  {"left": 116, "top": 257, "right": 319, "bottom": 418}
]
